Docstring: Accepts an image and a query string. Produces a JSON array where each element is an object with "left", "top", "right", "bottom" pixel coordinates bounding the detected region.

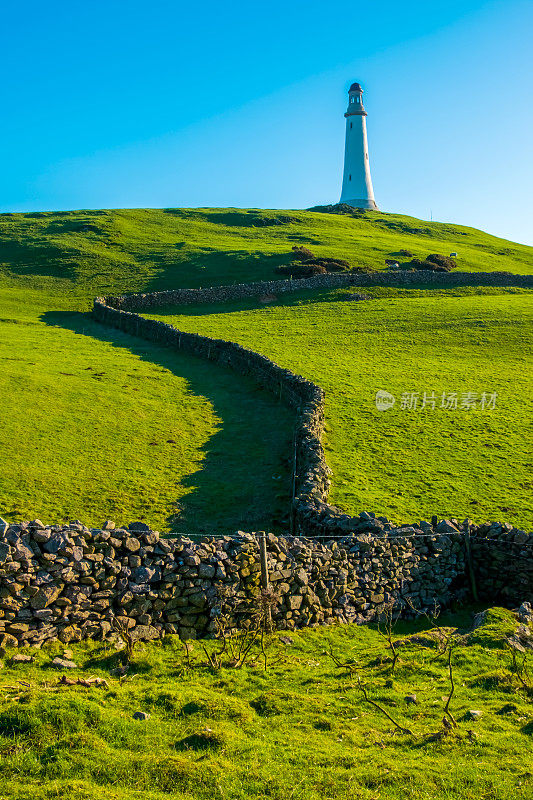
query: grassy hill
[
  {"left": 0, "top": 209, "right": 532, "bottom": 799},
  {"left": 1, "top": 207, "right": 532, "bottom": 304},
  {"left": 0, "top": 207, "right": 532, "bottom": 531}
]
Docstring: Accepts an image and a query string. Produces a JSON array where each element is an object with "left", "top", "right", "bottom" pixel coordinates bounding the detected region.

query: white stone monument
[{"left": 339, "top": 82, "right": 378, "bottom": 210}]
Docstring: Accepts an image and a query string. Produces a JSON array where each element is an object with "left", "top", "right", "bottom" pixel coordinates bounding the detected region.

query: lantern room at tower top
[{"left": 345, "top": 83, "right": 367, "bottom": 116}]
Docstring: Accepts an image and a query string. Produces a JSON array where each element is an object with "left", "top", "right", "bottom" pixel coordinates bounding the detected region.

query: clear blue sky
[{"left": 2, "top": 0, "right": 532, "bottom": 244}]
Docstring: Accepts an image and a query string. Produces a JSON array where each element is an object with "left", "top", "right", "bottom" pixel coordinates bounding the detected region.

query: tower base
[{"left": 339, "top": 197, "right": 379, "bottom": 211}]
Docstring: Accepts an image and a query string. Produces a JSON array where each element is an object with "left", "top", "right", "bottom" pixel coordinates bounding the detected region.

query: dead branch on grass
[
  {"left": 376, "top": 602, "right": 402, "bottom": 673},
  {"left": 405, "top": 598, "right": 454, "bottom": 660},
  {"left": 356, "top": 676, "right": 414, "bottom": 736},
  {"left": 443, "top": 645, "right": 458, "bottom": 728},
  {"left": 325, "top": 643, "right": 369, "bottom": 676},
  {"left": 507, "top": 645, "right": 532, "bottom": 691}
]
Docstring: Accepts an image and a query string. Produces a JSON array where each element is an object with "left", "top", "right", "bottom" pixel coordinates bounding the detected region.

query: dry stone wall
[
  {"left": 104, "top": 269, "right": 533, "bottom": 311},
  {"left": 89, "top": 273, "right": 532, "bottom": 629},
  {"left": 92, "top": 271, "right": 533, "bottom": 546},
  {"left": 0, "top": 517, "right": 530, "bottom": 649},
  {"left": 2, "top": 270, "right": 530, "bottom": 650}
]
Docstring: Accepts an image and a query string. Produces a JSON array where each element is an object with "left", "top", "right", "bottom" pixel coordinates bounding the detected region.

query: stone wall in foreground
[
  {"left": 89, "top": 274, "right": 533, "bottom": 629},
  {"left": 0, "top": 517, "right": 531, "bottom": 649}
]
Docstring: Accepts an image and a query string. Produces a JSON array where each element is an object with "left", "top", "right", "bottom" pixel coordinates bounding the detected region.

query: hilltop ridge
[{"left": 1, "top": 207, "right": 532, "bottom": 306}]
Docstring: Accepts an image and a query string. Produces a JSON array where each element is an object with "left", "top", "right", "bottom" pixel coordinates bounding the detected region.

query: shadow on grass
[
  {"left": 0, "top": 238, "right": 79, "bottom": 282},
  {"left": 139, "top": 249, "right": 292, "bottom": 294},
  {"left": 82, "top": 650, "right": 123, "bottom": 672},
  {"left": 40, "top": 310, "right": 293, "bottom": 536},
  {"left": 82, "top": 649, "right": 155, "bottom": 674},
  {"left": 174, "top": 210, "right": 300, "bottom": 228},
  {"left": 174, "top": 731, "right": 224, "bottom": 751}
]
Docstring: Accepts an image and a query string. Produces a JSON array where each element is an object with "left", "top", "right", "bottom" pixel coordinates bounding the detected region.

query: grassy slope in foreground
[
  {"left": 146, "top": 285, "right": 533, "bottom": 530},
  {"left": 0, "top": 207, "right": 532, "bottom": 531},
  {"left": 0, "top": 607, "right": 531, "bottom": 800}
]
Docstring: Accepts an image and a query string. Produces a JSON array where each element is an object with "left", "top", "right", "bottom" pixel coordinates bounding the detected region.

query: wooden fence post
[
  {"left": 464, "top": 520, "right": 479, "bottom": 602},
  {"left": 258, "top": 531, "right": 272, "bottom": 629},
  {"left": 289, "top": 429, "right": 297, "bottom": 537}
]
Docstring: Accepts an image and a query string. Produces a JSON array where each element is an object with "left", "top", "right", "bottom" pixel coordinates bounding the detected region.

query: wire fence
[{"left": 287, "top": 532, "right": 532, "bottom": 543}]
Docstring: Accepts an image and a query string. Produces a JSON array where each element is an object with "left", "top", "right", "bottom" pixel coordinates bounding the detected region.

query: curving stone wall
[
  {"left": 0, "top": 271, "right": 531, "bottom": 648},
  {"left": 92, "top": 271, "right": 533, "bottom": 543},
  {"left": 92, "top": 296, "right": 332, "bottom": 530}
]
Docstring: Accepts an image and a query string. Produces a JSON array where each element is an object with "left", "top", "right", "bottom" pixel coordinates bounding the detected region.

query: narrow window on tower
[
  {"left": 350, "top": 122, "right": 352, "bottom": 129},
  {"left": 349, "top": 175, "right": 352, "bottom": 181}
]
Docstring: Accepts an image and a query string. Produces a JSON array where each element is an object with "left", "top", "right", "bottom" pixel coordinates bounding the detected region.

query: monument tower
[{"left": 339, "top": 82, "right": 378, "bottom": 210}]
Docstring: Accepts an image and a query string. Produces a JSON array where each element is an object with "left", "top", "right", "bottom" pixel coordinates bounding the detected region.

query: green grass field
[
  {"left": 0, "top": 287, "right": 292, "bottom": 534},
  {"left": 1, "top": 208, "right": 532, "bottom": 798},
  {"left": 0, "top": 606, "right": 531, "bottom": 800},
  {"left": 146, "top": 285, "right": 533, "bottom": 529},
  {"left": 1, "top": 207, "right": 532, "bottom": 531}
]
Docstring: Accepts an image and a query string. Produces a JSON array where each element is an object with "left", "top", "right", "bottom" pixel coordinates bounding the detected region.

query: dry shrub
[{"left": 276, "top": 263, "right": 327, "bottom": 278}]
